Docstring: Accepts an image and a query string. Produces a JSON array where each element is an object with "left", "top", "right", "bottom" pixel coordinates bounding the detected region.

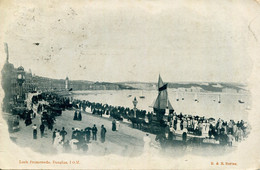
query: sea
[{"left": 72, "top": 89, "right": 251, "bottom": 122}]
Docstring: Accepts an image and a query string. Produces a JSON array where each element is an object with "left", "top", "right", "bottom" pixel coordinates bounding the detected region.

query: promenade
[{"left": 8, "top": 109, "right": 158, "bottom": 156}]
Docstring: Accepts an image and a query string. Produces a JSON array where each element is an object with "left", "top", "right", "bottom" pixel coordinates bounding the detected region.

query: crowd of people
[
  {"left": 69, "top": 98, "right": 250, "bottom": 147},
  {"left": 70, "top": 99, "right": 150, "bottom": 121},
  {"left": 31, "top": 122, "right": 107, "bottom": 153},
  {"left": 24, "top": 91, "right": 250, "bottom": 150},
  {"left": 20, "top": 93, "right": 107, "bottom": 153},
  {"left": 165, "top": 113, "right": 250, "bottom": 146}
]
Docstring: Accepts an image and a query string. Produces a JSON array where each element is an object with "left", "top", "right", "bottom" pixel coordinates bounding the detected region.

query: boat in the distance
[
  {"left": 176, "top": 92, "right": 179, "bottom": 101},
  {"left": 194, "top": 93, "right": 199, "bottom": 102},
  {"left": 139, "top": 91, "right": 145, "bottom": 99},
  {"left": 238, "top": 99, "right": 245, "bottom": 104}
]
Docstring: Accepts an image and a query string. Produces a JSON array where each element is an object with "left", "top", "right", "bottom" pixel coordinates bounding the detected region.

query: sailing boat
[
  {"left": 139, "top": 91, "right": 145, "bottom": 99},
  {"left": 182, "top": 92, "right": 184, "bottom": 100},
  {"left": 218, "top": 94, "right": 221, "bottom": 103},
  {"left": 152, "top": 75, "right": 174, "bottom": 121},
  {"left": 238, "top": 99, "right": 244, "bottom": 104},
  {"left": 176, "top": 91, "right": 179, "bottom": 101},
  {"left": 194, "top": 93, "right": 199, "bottom": 102}
]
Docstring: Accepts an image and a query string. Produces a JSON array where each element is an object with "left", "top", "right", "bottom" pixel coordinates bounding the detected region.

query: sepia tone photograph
[{"left": 0, "top": 0, "right": 260, "bottom": 169}]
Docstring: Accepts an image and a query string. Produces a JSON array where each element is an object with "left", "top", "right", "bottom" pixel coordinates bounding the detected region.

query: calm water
[{"left": 72, "top": 90, "right": 251, "bottom": 122}]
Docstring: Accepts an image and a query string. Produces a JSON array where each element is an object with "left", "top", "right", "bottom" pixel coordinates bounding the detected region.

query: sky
[{"left": 0, "top": 0, "right": 260, "bottom": 83}]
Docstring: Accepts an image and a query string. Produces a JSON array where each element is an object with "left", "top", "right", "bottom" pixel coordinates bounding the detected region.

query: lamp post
[
  {"left": 17, "top": 66, "right": 25, "bottom": 105},
  {"left": 132, "top": 97, "right": 138, "bottom": 118}
]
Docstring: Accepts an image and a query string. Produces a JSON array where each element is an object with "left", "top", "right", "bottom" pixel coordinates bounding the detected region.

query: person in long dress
[
  {"left": 32, "top": 124, "right": 37, "bottom": 139},
  {"left": 73, "top": 111, "right": 78, "bottom": 120},
  {"left": 233, "top": 124, "right": 238, "bottom": 141},
  {"left": 205, "top": 121, "right": 210, "bottom": 138},
  {"left": 100, "top": 125, "right": 107, "bottom": 143},
  {"left": 112, "top": 120, "right": 116, "bottom": 131},
  {"left": 116, "top": 120, "right": 120, "bottom": 131},
  {"left": 176, "top": 118, "right": 181, "bottom": 131},
  {"left": 78, "top": 111, "right": 82, "bottom": 121},
  {"left": 172, "top": 117, "right": 177, "bottom": 130},
  {"left": 53, "top": 130, "right": 62, "bottom": 148},
  {"left": 202, "top": 121, "right": 208, "bottom": 137},
  {"left": 183, "top": 119, "right": 188, "bottom": 130}
]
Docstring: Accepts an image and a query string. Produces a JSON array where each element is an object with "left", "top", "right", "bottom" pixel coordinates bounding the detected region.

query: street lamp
[
  {"left": 132, "top": 97, "right": 138, "bottom": 118},
  {"left": 17, "top": 66, "right": 25, "bottom": 105}
]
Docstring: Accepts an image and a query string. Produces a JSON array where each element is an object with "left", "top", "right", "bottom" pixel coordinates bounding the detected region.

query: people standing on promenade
[
  {"left": 182, "top": 131, "right": 187, "bottom": 143},
  {"left": 112, "top": 119, "right": 116, "bottom": 131},
  {"left": 60, "top": 127, "right": 68, "bottom": 142},
  {"left": 32, "top": 124, "right": 37, "bottom": 139},
  {"left": 36, "top": 93, "right": 250, "bottom": 148},
  {"left": 53, "top": 130, "right": 62, "bottom": 148},
  {"left": 237, "top": 127, "right": 243, "bottom": 141},
  {"left": 173, "top": 117, "right": 177, "bottom": 130},
  {"left": 92, "top": 124, "right": 98, "bottom": 141},
  {"left": 176, "top": 118, "right": 181, "bottom": 131},
  {"left": 78, "top": 111, "right": 82, "bottom": 121},
  {"left": 233, "top": 124, "right": 238, "bottom": 141},
  {"left": 101, "top": 125, "right": 107, "bottom": 143},
  {"left": 85, "top": 128, "right": 91, "bottom": 143},
  {"left": 227, "top": 132, "right": 234, "bottom": 146},
  {"left": 116, "top": 120, "right": 120, "bottom": 131},
  {"left": 25, "top": 112, "right": 32, "bottom": 126},
  {"left": 228, "top": 120, "right": 234, "bottom": 135},
  {"left": 52, "top": 129, "right": 57, "bottom": 143},
  {"left": 73, "top": 111, "right": 78, "bottom": 120},
  {"left": 40, "top": 123, "right": 45, "bottom": 138}
]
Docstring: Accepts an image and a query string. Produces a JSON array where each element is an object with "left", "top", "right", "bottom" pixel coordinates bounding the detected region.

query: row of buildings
[{"left": 1, "top": 44, "right": 134, "bottom": 111}]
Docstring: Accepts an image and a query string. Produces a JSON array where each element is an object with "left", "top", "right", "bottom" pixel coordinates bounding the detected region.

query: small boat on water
[
  {"left": 128, "top": 95, "right": 132, "bottom": 97},
  {"left": 182, "top": 93, "right": 184, "bottom": 100},
  {"left": 139, "top": 91, "right": 145, "bottom": 99},
  {"left": 194, "top": 93, "right": 199, "bottom": 102},
  {"left": 218, "top": 94, "right": 221, "bottom": 103},
  {"left": 176, "top": 92, "right": 179, "bottom": 101},
  {"left": 238, "top": 99, "right": 244, "bottom": 104}
]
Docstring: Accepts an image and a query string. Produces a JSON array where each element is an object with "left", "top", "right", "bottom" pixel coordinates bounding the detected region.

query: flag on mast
[{"left": 153, "top": 75, "right": 174, "bottom": 112}]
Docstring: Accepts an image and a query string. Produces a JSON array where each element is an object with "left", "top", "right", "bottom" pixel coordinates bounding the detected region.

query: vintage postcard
[{"left": 0, "top": 0, "right": 260, "bottom": 169}]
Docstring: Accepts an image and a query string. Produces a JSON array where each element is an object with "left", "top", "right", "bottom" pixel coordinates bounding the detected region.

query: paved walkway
[{"left": 9, "top": 109, "right": 158, "bottom": 156}]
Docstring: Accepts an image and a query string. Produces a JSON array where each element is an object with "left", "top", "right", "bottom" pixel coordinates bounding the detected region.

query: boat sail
[
  {"left": 194, "top": 93, "right": 198, "bottom": 102},
  {"left": 139, "top": 91, "right": 145, "bottom": 99},
  {"left": 153, "top": 75, "right": 174, "bottom": 121},
  {"left": 176, "top": 91, "right": 179, "bottom": 101},
  {"left": 218, "top": 94, "right": 221, "bottom": 103}
]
